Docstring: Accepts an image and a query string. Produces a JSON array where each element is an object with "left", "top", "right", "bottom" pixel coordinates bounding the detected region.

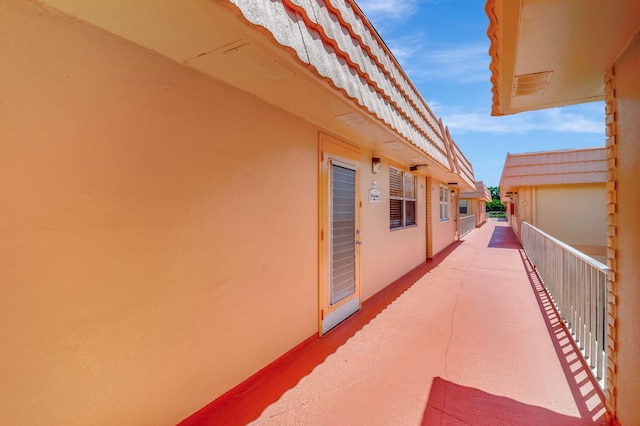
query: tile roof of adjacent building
[
  {"left": 499, "top": 147, "right": 607, "bottom": 188},
  {"left": 460, "top": 181, "right": 492, "bottom": 202}
]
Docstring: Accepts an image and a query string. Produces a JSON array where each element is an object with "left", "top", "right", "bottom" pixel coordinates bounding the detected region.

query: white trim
[
  {"left": 322, "top": 297, "right": 360, "bottom": 334},
  {"left": 439, "top": 185, "right": 450, "bottom": 222}
]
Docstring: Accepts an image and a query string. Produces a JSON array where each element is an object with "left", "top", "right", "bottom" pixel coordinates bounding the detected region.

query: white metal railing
[
  {"left": 520, "top": 222, "right": 608, "bottom": 388},
  {"left": 460, "top": 214, "right": 476, "bottom": 237}
]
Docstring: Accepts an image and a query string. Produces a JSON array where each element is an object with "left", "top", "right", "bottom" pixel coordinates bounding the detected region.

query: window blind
[{"left": 390, "top": 167, "right": 416, "bottom": 229}]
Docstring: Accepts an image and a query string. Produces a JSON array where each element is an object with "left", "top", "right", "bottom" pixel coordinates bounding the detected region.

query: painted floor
[{"left": 182, "top": 219, "right": 609, "bottom": 425}]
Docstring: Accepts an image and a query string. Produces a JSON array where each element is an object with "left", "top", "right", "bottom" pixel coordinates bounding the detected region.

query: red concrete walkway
[{"left": 182, "top": 219, "right": 609, "bottom": 425}]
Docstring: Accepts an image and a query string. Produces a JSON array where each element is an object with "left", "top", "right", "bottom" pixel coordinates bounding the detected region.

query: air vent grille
[{"left": 513, "top": 71, "right": 553, "bottom": 96}]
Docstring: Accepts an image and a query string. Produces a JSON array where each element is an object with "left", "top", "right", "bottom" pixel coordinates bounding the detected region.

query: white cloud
[
  {"left": 385, "top": 37, "right": 490, "bottom": 83},
  {"left": 433, "top": 105, "right": 605, "bottom": 134},
  {"left": 357, "top": 1, "right": 490, "bottom": 84},
  {"left": 357, "top": 0, "right": 419, "bottom": 21}
]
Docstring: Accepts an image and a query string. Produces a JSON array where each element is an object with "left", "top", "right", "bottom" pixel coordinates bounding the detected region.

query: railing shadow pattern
[
  {"left": 422, "top": 376, "right": 600, "bottom": 425},
  {"left": 520, "top": 222, "right": 608, "bottom": 387},
  {"left": 518, "top": 248, "right": 611, "bottom": 424},
  {"left": 420, "top": 234, "right": 611, "bottom": 425}
]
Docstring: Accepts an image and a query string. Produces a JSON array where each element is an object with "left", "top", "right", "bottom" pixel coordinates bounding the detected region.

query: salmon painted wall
[
  {"left": 461, "top": 199, "right": 486, "bottom": 227},
  {"left": 507, "top": 187, "right": 533, "bottom": 239},
  {"left": 1, "top": 2, "right": 320, "bottom": 424},
  {"left": 477, "top": 200, "right": 487, "bottom": 225},
  {"left": 359, "top": 154, "right": 427, "bottom": 300},
  {"left": 534, "top": 184, "right": 606, "bottom": 257},
  {"left": 0, "top": 1, "right": 455, "bottom": 423},
  {"left": 612, "top": 33, "right": 640, "bottom": 424},
  {"left": 430, "top": 182, "right": 458, "bottom": 256}
]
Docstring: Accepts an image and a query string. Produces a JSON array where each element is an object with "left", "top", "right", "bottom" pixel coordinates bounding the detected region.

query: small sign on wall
[{"left": 369, "top": 181, "right": 381, "bottom": 203}]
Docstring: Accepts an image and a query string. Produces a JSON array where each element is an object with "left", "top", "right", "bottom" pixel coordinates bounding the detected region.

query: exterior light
[{"left": 372, "top": 157, "right": 381, "bottom": 174}]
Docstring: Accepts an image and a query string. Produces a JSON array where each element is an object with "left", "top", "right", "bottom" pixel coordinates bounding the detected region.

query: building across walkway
[
  {"left": 183, "top": 219, "right": 609, "bottom": 425},
  {"left": 499, "top": 147, "right": 607, "bottom": 263}
]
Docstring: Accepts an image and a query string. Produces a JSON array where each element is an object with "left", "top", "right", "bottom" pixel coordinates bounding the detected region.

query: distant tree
[
  {"left": 489, "top": 186, "right": 500, "bottom": 199},
  {"left": 486, "top": 186, "right": 505, "bottom": 211}
]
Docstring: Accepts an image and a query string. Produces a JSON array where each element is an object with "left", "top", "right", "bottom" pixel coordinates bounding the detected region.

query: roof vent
[
  {"left": 513, "top": 71, "right": 552, "bottom": 96},
  {"left": 382, "top": 141, "right": 404, "bottom": 150},
  {"left": 335, "top": 112, "right": 369, "bottom": 128}
]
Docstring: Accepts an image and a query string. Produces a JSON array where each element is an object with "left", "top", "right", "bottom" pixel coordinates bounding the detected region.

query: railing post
[{"left": 519, "top": 221, "right": 608, "bottom": 391}]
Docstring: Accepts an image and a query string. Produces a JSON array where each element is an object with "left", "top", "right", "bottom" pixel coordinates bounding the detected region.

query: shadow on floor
[
  {"left": 488, "top": 224, "right": 521, "bottom": 249},
  {"left": 180, "top": 241, "right": 464, "bottom": 426},
  {"left": 516, "top": 249, "right": 610, "bottom": 425},
  {"left": 422, "top": 377, "right": 593, "bottom": 425},
  {"left": 421, "top": 224, "right": 611, "bottom": 425}
]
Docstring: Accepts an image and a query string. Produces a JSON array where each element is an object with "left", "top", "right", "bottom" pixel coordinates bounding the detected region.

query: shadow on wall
[{"left": 422, "top": 377, "right": 596, "bottom": 425}]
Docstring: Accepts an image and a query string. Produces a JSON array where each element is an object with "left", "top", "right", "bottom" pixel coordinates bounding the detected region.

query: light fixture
[
  {"left": 372, "top": 157, "right": 381, "bottom": 174},
  {"left": 410, "top": 164, "right": 428, "bottom": 172}
]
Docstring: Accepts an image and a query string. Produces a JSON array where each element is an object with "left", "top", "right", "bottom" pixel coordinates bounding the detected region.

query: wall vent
[{"left": 513, "top": 71, "right": 553, "bottom": 96}]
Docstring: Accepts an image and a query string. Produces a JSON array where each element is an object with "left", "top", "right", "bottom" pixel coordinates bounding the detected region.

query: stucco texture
[
  {"left": 0, "top": 1, "right": 453, "bottom": 424},
  {"left": 535, "top": 184, "right": 606, "bottom": 252},
  {"left": 1, "top": 1, "right": 319, "bottom": 424},
  {"left": 430, "top": 182, "right": 458, "bottom": 256},
  {"left": 359, "top": 155, "right": 427, "bottom": 300},
  {"left": 612, "top": 31, "right": 640, "bottom": 424}
]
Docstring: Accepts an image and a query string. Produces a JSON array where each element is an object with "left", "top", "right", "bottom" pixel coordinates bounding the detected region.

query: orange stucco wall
[
  {"left": 0, "top": 1, "right": 452, "bottom": 424},
  {"left": 1, "top": 2, "right": 321, "bottom": 424},
  {"left": 430, "top": 183, "right": 458, "bottom": 255},
  {"left": 534, "top": 184, "right": 606, "bottom": 258},
  {"left": 612, "top": 32, "right": 640, "bottom": 424},
  {"left": 359, "top": 155, "right": 427, "bottom": 300},
  {"left": 505, "top": 184, "right": 606, "bottom": 260},
  {"left": 505, "top": 187, "right": 533, "bottom": 239},
  {"left": 461, "top": 199, "right": 487, "bottom": 227},
  {"left": 477, "top": 200, "right": 487, "bottom": 225}
]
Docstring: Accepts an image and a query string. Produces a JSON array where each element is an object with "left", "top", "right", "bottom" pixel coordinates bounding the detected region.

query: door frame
[{"left": 318, "top": 133, "right": 361, "bottom": 336}]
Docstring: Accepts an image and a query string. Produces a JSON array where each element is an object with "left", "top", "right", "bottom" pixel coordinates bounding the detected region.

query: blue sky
[{"left": 357, "top": 0, "right": 606, "bottom": 187}]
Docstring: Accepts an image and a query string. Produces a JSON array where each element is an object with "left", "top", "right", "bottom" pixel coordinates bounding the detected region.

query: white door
[{"left": 318, "top": 135, "right": 361, "bottom": 335}]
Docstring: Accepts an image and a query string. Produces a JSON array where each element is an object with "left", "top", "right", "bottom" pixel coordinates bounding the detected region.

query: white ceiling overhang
[
  {"left": 486, "top": 0, "right": 640, "bottom": 116},
  {"left": 35, "top": 0, "right": 478, "bottom": 184}
]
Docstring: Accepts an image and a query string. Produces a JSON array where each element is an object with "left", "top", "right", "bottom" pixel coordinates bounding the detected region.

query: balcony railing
[
  {"left": 460, "top": 214, "right": 476, "bottom": 237},
  {"left": 520, "top": 222, "right": 608, "bottom": 388}
]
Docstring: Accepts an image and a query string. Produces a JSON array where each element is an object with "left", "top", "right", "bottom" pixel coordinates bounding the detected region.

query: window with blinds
[
  {"left": 459, "top": 199, "right": 468, "bottom": 215},
  {"left": 390, "top": 167, "right": 417, "bottom": 229},
  {"left": 439, "top": 185, "right": 450, "bottom": 221}
]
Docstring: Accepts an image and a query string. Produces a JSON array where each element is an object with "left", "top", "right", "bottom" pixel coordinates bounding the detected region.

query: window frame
[
  {"left": 459, "top": 199, "right": 468, "bottom": 215},
  {"left": 439, "top": 185, "right": 450, "bottom": 222},
  {"left": 389, "top": 167, "right": 417, "bottom": 230}
]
